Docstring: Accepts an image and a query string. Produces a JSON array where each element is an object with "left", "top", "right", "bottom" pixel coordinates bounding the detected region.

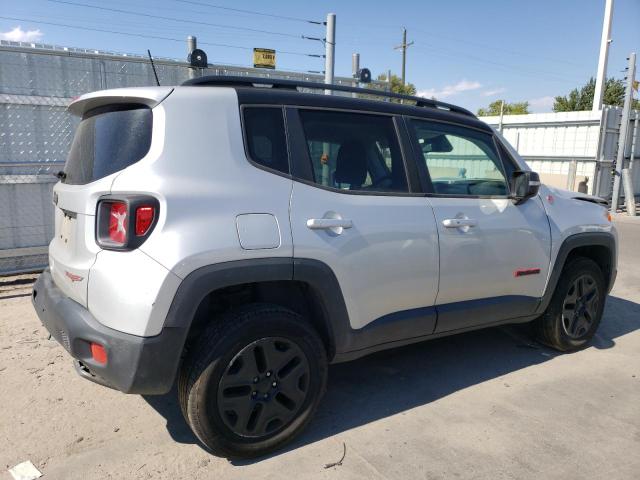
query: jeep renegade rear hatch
[
  {"left": 49, "top": 87, "right": 171, "bottom": 307},
  {"left": 62, "top": 105, "right": 152, "bottom": 185}
]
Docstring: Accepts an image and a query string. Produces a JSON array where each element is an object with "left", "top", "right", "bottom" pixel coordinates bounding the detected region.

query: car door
[
  {"left": 406, "top": 117, "right": 552, "bottom": 333},
  {"left": 287, "top": 108, "right": 439, "bottom": 341}
]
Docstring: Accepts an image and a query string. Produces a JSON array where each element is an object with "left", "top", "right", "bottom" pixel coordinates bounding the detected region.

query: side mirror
[{"left": 511, "top": 170, "right": 540, "bottom": 205}]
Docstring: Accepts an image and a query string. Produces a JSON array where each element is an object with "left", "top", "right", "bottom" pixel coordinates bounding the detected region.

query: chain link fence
[
  {"left": 0, "top": 40, "right": 386, "bottom": 275},
  {"left": 6, "top": 40, "right": 633, "bottom": 276},
  {"left": 0, "top": 92, "right": 73, "bottom": 274}
]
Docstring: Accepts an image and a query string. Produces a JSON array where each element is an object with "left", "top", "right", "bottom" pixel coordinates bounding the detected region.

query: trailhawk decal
[
  {"left": 65, "top": 271, "right": 84, "bottom": 282},
  {"left": 514, "top": 268, "right": 541, "bottom": 278}
]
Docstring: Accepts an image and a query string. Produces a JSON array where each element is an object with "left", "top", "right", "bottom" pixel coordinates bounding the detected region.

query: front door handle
[
  {"left": 442, "top": 218, "right": 477, "bottom": 228},
  {"left": 306, "top": 218, "right": 353, "bottom": 230}
]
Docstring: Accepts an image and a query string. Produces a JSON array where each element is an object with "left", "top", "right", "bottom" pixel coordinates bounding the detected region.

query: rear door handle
[
  {"left": 442, "top": 218, "right": 477, "bottom": 228},
  {"left": 306, "top": 218, "right": 353, "bottom": 230}
]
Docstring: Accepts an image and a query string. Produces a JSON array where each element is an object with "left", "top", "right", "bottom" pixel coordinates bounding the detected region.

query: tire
[
  {"left": 178, "top": 303, "right": 327, "bottom": 458},
  {"left": 534, "top": 257, "right": 606, "bottom": 351}
]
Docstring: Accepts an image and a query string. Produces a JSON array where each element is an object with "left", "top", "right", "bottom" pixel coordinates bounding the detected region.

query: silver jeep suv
[{"left": 32, "top": 76, "right": 617, "bottom": 458}]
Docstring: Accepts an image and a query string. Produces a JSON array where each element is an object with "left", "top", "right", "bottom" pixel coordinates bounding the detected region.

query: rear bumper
[{"left": 31, "top": 269, "right": 185, "bottom": 394}]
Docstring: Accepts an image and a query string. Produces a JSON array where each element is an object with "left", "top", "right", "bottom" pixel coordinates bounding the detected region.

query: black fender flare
[
  {"left": 159, "top": 258, "right": 351, "bottom": 386},
  {"left": 535, "top": 231, "right": 616, "bottom": 314}
]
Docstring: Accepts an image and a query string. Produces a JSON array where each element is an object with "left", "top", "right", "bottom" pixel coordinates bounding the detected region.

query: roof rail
[{"left": 181, "top": 75, "right": 475, "bottom": 118}]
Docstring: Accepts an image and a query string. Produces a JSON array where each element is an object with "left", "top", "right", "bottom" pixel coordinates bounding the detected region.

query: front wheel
[
  {"left": 178, "top": 304, "right": 327, "bottom": 458},
  {"left": 534, "top": 257, "right": 606, "bottom": 351}
]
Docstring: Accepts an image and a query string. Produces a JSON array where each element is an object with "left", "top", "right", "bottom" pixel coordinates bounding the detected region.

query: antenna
[{"left": 147, "top": 49, "right": 161, "bottom": 86}]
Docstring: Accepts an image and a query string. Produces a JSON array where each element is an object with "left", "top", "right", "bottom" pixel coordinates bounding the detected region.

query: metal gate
[{"left": 480, "top": 108, "right": 640, "bottom": 199}]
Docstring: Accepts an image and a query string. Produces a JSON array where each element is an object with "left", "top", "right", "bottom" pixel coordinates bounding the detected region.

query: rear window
[{"left": 63, "top": 105, "right": 152, "bottom": 185}]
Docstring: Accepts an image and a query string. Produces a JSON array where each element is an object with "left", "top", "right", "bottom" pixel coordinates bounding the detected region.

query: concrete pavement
[{"left": 1, "top": 219, "right": 638, "bottom": 479}]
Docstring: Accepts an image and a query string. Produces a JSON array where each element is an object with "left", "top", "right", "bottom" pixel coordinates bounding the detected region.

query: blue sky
[{"left": 1, "top": 0, "right": 638, "bottom": 113}]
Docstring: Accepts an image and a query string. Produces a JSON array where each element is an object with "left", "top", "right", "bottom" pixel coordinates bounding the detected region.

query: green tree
[
  {"left": 375, "top": 73, "right": 417, "bottom": 96},
  {"left": 552, "top": 77, "right": 632, "bottom": 112},
  {"left": 477, "top": 100, "right": 530, "bottom": 116}
]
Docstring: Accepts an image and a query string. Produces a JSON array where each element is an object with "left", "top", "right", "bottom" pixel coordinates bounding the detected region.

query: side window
[
  {"left": 410, "top": 119, "right": 509, "bottom": 196},
  {"left": 243, "top": 107, "right": 289, "bottom": 174},
  {"left": 298, "top": 110, "right": 408, "bottom": 193}
]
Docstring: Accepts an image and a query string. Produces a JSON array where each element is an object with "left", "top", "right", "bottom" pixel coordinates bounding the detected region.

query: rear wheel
[
  {"left": 534, "top": 257, "right": 606, "bottom": 351},
  {"left": 178, "top": 304, "right": 327, "bottom": 458}
]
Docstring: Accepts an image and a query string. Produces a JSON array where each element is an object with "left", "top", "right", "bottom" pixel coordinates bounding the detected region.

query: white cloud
[
  {"left": 482, "top": 88, "right": 506, "bottom": 97},
  {"left": 528, "top": 96, "right": 555, "bottom": 112},
  {"left": 416, "top": 79, "right": 482, "bottom": 99},
  {"left": 1, "top": 26, "right": 43, "bottom": 42}
]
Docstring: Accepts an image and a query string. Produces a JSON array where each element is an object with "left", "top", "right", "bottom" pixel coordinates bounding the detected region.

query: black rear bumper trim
[{"left": 31, "top": 269, "right": 184, "bottom": 394}]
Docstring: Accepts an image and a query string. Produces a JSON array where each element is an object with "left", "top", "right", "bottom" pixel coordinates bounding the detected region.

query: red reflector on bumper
[{"left": 90, "top": 342, "right": 108, "bottom": 364}]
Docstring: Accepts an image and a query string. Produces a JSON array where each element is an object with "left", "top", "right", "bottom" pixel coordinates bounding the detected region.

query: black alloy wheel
[
  {"left": 217, "top": 337, "right": 311, "bottom": 438},
  {"left": 561, "top": 274, "right": 600, "bottom": 339}
]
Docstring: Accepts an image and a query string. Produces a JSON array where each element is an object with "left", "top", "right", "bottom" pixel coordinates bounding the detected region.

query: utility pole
[
  {"left": 611, "top": 52, "right": 636, "bottom": 212},
  {"left": 593, "top": 0, "right": 614, "bottom": 112},
  {"left": 324, "top": 13, "right": 336, "bottom": 95},
  {"left": 394, "top": 28, "right": 413, "bottom": 86},
  {"left": 351, "top": 53, "right": 360, "bottom": 98},
  {"left": 187, "top": 35, "right": 197, "bottom": 80}
]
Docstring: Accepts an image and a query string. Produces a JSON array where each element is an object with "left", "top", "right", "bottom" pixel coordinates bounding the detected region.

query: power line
[
  {"left": 46, "top": 0, "right": 304, "bottom": 39},
  {"left": 338, "top": 21, "right": 590, "bottom": 69},
  {"left": 0, "top": 15, "right": 320, "bottom": 58},
  {"left": 333, "top": 31, "right": 583, "bottom": 84},
  {"left": 411, "top": 44, "right": 582, "bottom": 85},
  {"left": 16, "top": 12, "right": 305, "bottom": 41},
  {"left": 171, "top": 0, "right": 323, "bottom": 25}
]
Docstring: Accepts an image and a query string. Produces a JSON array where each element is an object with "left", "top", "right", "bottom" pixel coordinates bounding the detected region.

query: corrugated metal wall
[{"left": 480, "top": 108, "right": 640, "bottom": 198}]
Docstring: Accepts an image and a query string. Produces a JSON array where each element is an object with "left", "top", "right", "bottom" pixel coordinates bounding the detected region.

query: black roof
[{"left": 181, "top": 75, "right": 491, "bottom": 133}]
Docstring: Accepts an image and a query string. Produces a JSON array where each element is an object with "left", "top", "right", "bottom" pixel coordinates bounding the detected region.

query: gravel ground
[{"left": 1, "top": 218, "right": 639, "bottom": 479}]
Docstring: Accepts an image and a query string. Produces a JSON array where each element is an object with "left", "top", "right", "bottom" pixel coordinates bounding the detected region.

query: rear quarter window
[
  {"left": 242, "top": 107, "right": 289, "bottom": 175},
  {"left": 63, "top": 105, "right": 152, "bottom": 185}
]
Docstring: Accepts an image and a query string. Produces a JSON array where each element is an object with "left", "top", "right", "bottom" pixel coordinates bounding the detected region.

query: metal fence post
[
  {"left": 567, "top": 159, "right": 578, "bottom": 191},
  {"left": 321, "top": 14, "right": 336, "bottom": 185},
  {"left": 630, "top": 114, "right": 639, "bottom": 172},
  {"left": 351, "top": 53, "right": 359, "bottom": 98},
  {"left": 611, "top": 52, "right": 636, "bottom": 212},
  {"left": 622, "top": 169, "right": 636, "bottom": 215},
  {"left": 187, "top": 35, "right": 197, "bottom": 80},
  {"left": 323, "top": 13, "right": 336, "bottom": 95},
  {"left": 593, "top": 107, "right": 610, "bottom": 197}
]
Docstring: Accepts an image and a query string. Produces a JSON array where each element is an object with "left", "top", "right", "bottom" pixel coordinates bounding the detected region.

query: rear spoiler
[{"left": 68, "top": 87, "right": 174, "bottom": 117}]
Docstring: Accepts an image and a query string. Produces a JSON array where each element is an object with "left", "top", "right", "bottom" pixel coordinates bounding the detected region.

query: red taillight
[
  {"left": 135, "top": 206, "right": 155, "bottom": 236},
  {"left": 97, "top": 196, "right": 158, "bottom": 250},
  {"left": 90, "top": 342, "right": 108, "bottom": 364},
  {"left": 108, "top": 202, "right": 128, "bottom": 245}
]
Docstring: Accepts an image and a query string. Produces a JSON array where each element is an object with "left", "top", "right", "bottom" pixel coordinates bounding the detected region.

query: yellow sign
[{"left": 253, "top": 48, "right": 276, "bottom": 69}]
